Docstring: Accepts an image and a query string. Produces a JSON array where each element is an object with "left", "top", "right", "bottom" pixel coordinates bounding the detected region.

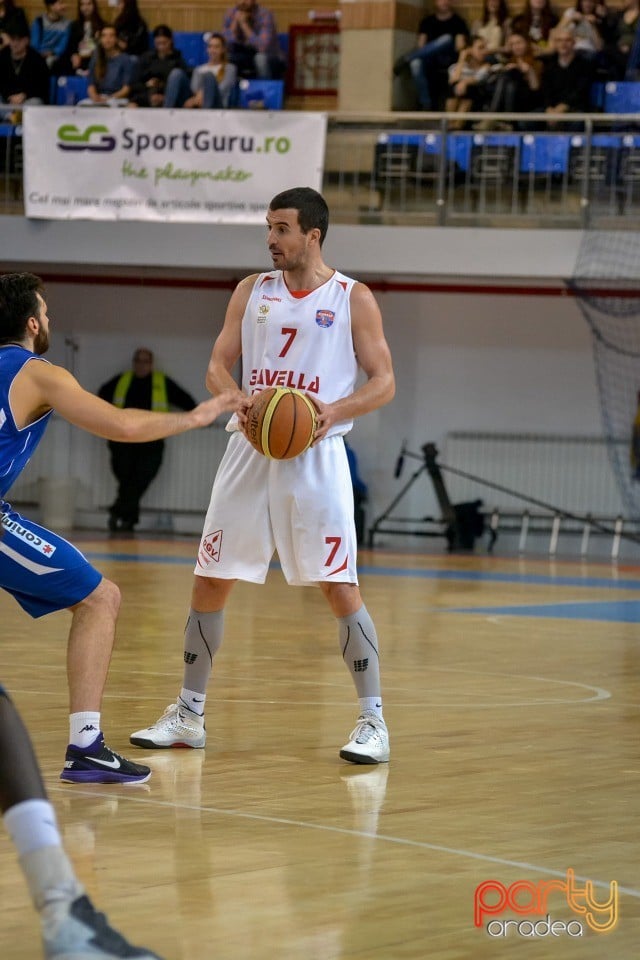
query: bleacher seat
[
  {"left": 603, "top": 82, "right": 640, "bottom": 114},
  {"left": 520, "top": 134, "right": 571, "bottom": 175},
  {"left": 55, "top": 75, "right": 89, "bottom": 105},
  {"left": 173, "top": 31, "right": 207, "bottom": 69},
  {"left": 569, "top": 133, "right": 621, "bottom": 188},
  {"left": 237, "top": 79, "right": 284, "bottom": 110},
  {"left": 469, "top": 133, "right": 520, "bottom": 183},
  {"left": 374, "top": 133, "right": 442, "bottom": 189}
]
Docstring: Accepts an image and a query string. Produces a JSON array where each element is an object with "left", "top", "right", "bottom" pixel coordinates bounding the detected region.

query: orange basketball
[{"left": 245, "top": 387, "right": 318, "bottom": 460}]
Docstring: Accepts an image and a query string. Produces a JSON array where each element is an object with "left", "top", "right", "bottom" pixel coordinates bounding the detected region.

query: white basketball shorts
[{"left": 195, "top": 432, "right": 358, "bottom": 586}]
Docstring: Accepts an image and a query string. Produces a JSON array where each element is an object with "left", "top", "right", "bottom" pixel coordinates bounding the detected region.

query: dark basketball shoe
[
  {"left": 60, "top": 733, "right": 151, "bottom": 784},
  {"left": 43, "top": 893, "right": 164, "bottom": 958}
]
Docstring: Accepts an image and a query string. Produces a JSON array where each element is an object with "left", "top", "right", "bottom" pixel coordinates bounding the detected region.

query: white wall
[{"left": 36, "top": 278, "right": 602, "bottom": 534}]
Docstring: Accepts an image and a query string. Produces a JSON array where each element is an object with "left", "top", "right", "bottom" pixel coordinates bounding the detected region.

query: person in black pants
[
  {"left": 0, "top": 682, "right": 165, "bottom": 958},
  {"left": 98, "top": 347, "right": 196, "bottom": 532}
]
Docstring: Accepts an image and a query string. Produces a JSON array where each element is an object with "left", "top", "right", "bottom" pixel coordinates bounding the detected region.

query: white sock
[
  {"left": 359, "top": 697, "right": 383, "bottom": 720},
  {"left": 69, "top": 712, "right": 101, "bottom": 748},
  {"left": 4, "top": 800, "right": 62, "bottom": 856},
  {"left": 179, "top": 688, "right": 206, "bottom": 717},
  {"left": 19, "top": 845, "right": 83, "bottom": 912}
]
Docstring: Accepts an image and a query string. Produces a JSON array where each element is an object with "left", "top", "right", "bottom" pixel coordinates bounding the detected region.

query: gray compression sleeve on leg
[
  {"left": 337, "top": 604, "right": 381, "bottom": 699},
  {"left": 182, "top": 608, "right": 224, "bottom": 695}
]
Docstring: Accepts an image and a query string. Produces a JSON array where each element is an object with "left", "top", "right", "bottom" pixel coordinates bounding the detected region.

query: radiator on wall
[
  {"left": 441, "top": 432, "right": 626, "bottom": 518},
  {"left": 8, "top": 417, "right": 231, "bottom": 515}
]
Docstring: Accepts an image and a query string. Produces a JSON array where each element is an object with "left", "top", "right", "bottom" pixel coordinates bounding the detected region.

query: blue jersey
[
  {"left": 0, "top": 345, "right": 101, "bottom": 619},
  {"left": 0, "top": 345, "right": 52, "bottom": 498}
]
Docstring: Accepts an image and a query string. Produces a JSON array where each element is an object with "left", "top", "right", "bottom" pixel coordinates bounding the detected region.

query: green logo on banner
[{"left": 57, "top": 124, "right": 117, "bottom": 152}]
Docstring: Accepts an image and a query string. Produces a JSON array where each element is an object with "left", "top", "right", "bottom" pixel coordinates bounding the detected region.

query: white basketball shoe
[
  {"left": 129, "top": 702, "right": 206, "bottom": 749},
  {"left": 339, "top": 712, "right": 390, "bottom": 764}
]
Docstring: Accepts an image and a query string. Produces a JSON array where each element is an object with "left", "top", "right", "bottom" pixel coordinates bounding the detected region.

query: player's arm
[
  {"left": 313, "top": 282, "right": 395, "bottom": 442},
  {"left": 12, "top": 361, "right": 237, "bottom": 441},
  {"left": 205, "top": 274, "right": 257, "bottom": 421}
]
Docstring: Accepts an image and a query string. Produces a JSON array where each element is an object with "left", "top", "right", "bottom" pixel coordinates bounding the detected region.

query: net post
[
  {"left": 580, "top": 514, "right": 592, "bottom": 556},
  {"left": 611, "top": 516, "right": 623, "bottom": 560},
  {"left": 518, "top": 510, "right": 529, "bottom": 554},
  {"left": 549, "top": 514, "right": 561, "bottom": 556}
]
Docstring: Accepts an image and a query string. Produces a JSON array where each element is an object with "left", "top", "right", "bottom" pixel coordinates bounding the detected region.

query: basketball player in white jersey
[{"left": 131, "top": 187, "right": 396, "bottom": 763}]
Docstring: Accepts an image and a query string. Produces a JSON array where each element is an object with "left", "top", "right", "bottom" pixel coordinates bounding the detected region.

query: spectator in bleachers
[
  {"left": 61, "top": 0, "right": 104, "bottom": 75},
  {"left": 183, "top": 32, "right": 238, "bottom": 108},
  {"left": 446, "top": 35, "right": 497, "bottom": 123},
  {"left": 541, "top": 27, "right": 594, "bottom": 112},
  {"left": 609, "top": 0, "right": 640, "bottom": 76},
  {"left": 509, "top": 0, "right": 559, "bottom": 57},
  {"left": 113, "top": 0, "right": 148, "bottom": 58},
  {"left": 30, "top": 0, "right": 70, "bottom": 73},
  {"left": 127, "top": 24, "right": 189, "bottom": 107},
  {"left": 552, "top": 0, "right": 606, "bottom": 56},
  {"left": 393, "top": 0, "right": 470, "bottom": 110},
  {"left": 222, "top": 0, "right": 284, "bottom": 79},
  {"left": 1, "top": 0, "right": 29, "bottom": 51},
  {"left": 481, "top": 30, "right": 542, "bottom": 125},
  {"left": 82, "top": 23, "right": 131, "bottom": 103},
  {"left": 0, "top": 15, "right": 50, "bottom": 111},
  {"left": 472, "top": 0, "right": 511, "bottom": 54}
]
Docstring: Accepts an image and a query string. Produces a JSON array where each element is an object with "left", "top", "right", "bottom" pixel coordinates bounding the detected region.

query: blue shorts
[{"left": 0, "top": 505, "right": 102, "bottom": 618}]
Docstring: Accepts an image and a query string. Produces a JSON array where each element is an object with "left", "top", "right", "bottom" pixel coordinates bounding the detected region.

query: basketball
[{"left": 245, "top": 387, "right": 318, "bottom": 460}]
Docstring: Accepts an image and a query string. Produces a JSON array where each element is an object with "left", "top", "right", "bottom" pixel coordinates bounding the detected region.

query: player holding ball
[{"left": 130, "top": 187, "right": 396, "bottom": 764}]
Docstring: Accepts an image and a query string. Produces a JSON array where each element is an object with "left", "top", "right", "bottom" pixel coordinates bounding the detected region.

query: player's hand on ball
[
  {"left": 311, "top": 397, "right": 336, "bottom": 444},
  {"left": 236, "top": 393, "right": 254, "bottom": 434}
]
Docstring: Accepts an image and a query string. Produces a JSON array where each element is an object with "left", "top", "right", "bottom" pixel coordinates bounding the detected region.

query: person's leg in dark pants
[{"left": 108, "top": 440, "right": 164, "bottom": 530}]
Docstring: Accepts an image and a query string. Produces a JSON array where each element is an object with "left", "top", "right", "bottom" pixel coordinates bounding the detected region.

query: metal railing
[
  {"left": 2, "top": 111, "right": 640, "bottom": 226},
  {"left": 325, "top": 111, "right": 640, "bottom": 228}
]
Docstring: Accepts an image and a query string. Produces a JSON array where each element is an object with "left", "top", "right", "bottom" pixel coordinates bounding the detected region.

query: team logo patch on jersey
[
  {"left": 315, "top": 309, "right": 335, "bottom": 328},
  {"left": 257, "top": 304, "right": 270, "bottom": 323},
  {"left": 197, "top": 529, "right": 223, "bottom": 567},
  {"left": 1, "top": 515, "right": 57, "bottom": 556}
]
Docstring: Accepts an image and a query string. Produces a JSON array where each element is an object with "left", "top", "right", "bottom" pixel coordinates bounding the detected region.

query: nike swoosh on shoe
[{"left": 86, "top": 756, "right": 121, "bottom": 769}]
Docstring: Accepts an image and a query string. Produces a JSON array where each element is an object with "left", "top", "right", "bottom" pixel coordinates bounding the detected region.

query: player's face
[
  {"left": 33, "top": 293, "right": 50, "bottom": 356},
  {"left": 266, "top": 208, "right": 314, "bottom": 272}
]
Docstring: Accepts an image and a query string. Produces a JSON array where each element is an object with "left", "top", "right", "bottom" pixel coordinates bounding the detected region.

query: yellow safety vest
[{"left": 112, "top": 371, "right": 169, "bottom": 412}]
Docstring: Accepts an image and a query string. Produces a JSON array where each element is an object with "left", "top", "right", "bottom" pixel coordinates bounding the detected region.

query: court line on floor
[{"left": 47, "top": 785, "right": 640, "bottom": 900}]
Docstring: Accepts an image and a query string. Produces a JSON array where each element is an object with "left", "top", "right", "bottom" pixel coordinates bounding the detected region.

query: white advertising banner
[{"left": 23, "top": 107, "right": 327, "bottom": 223}]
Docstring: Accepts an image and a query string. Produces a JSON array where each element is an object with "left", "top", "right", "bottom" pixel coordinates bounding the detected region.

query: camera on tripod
[{"left": 372, "top": 441, "right": 486, "bottom": 552}]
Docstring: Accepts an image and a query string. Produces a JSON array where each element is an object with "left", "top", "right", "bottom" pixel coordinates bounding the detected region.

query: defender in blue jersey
[{"left": 0, "top": 273, "right": 237, "bottom": 791}]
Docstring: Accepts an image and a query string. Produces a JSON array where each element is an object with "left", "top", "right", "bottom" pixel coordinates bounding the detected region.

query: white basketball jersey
[{"left": 242, "top": 270, "right": 358, "bottom": 436}]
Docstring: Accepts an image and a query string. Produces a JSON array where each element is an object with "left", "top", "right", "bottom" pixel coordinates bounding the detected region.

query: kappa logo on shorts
[
  {"left": 198, "top": 529, "right": 223, "bottom": 567},
  {"left": 0, "top": 515, "right": 57, "bottom": 557},
  {"left": 315, "top": 309, "right": 335, "bottom": 328}
]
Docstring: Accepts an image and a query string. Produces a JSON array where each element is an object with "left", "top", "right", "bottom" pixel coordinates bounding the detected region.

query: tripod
[{"left": 368, "top": 442, "right": 485, "bottom": 551}]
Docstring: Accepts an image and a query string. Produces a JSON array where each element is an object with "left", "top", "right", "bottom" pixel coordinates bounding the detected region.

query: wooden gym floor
[{"left": 0, "top": 536, "right": 638, "bottom": 959}]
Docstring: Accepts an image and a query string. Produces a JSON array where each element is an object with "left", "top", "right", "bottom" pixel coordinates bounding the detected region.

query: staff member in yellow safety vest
[{"left": 98, "top": 348, "right": 196, "bottom": 532}]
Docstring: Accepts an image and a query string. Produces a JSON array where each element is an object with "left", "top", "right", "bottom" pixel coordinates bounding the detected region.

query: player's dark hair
[
  {"left": 269, "top": 187, "right": 329, "bottom": 246},
  {"left": 0, "top": 273, "right": 44, "bottom": 344}
]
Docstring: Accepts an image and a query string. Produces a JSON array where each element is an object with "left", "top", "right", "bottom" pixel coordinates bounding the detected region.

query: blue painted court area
[{"left": 447, "top": 600, "right": 640, "bottom": 623}]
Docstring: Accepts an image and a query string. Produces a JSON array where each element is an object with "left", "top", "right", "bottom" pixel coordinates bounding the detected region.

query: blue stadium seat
[
  {"left": 237, "top": 79, "right": 284, "bottom": 110},
  {"left": 55, "top": 75, "right": 89, "bottom": 105},
  {"left": 173, "top": 31, "right": 207, "bottom": 69},
  {"left": 520, "top": 134, "right": 571, "bottom": 174},
  {"left": 374, "top": 133, "right": 442, "bottom": 186},
  {"left": 603, "top": 81, "right": 640, "bottom": 113}
]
